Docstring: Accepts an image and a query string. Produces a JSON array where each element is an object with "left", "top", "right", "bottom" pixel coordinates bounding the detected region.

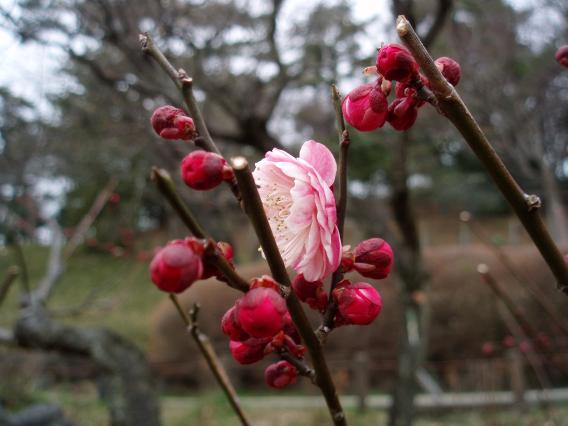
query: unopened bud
[
  {"left": 149, "top": 240, "right": 203, "bottom": 293},
  {"left": 333, "top": 280, "right": 382, "bottom": 325},
  {"left": 434, "top": 56, "right": 461, "bottom": 86},
  {"left": 376, "top": 44, "right": 419, "bottom": 82},
  {"left": 352, "top": 238, "right": 394, "bottom": 279},
  {"left": 342, "top": 81, "right": 388, "bottom": 132},
  {"left": 236, "top": 287, "right": 287, "bottom": 338},
  {"left": 181, "top": 150, "right": 233, "bottom": 191},
  {"left": 151, "top": 105, "right": 197, "bottom": 140},
  {"left": 264, "top": 360, "right": 298, "bottom": 389}
]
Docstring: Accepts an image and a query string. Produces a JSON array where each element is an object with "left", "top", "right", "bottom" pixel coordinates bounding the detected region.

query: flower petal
[{"left": 299, "top": 140, "right": 337, "bottom": 187}]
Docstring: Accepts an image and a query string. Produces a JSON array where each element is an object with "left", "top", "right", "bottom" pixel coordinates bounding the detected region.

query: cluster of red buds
[
  {"left": 150, "top": 237, "right": 234, "bottom": 293},
  {"left": 221, "top": 276, "right": 304, "bottom": 388},
  {"left": 151, "top": 105, "right": 235, "bottom": 191},
  {"left": 342, "top": 43, "right": 461, "bottom": 132},
  {"left": 292, "top": 238, "right": 393, "bottom": 326},
  {"left": 148, "top": 104, "right": 395, "bottom": 391}
]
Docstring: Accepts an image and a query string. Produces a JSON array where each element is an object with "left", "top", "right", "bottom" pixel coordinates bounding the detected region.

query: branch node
[
  {"left": 279, "top": 285, "right": 291, "bottom": 299},
  {"left": 231, "top": 156, "right": 249, "bottom": 171},
  {"left": 524, "top": 194, "right": 542, "bottom": 211},
  {"left": 396, "top": 15, "right": 410, "bottom": 36},
  {"left": 139, "top": 32, "right": 150, "bottom": 50},
  {"left": 178, "top": 68, "right": 193, "bottom": 86}
]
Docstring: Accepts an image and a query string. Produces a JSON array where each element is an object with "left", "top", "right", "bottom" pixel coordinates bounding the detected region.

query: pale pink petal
[{"left": 299, "top": 140, "right": 337, "bottom": 187}]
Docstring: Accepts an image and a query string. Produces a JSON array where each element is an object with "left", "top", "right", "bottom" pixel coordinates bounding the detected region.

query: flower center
[{"left": 264, "top": 186, "right": 292, "bottom": 241}]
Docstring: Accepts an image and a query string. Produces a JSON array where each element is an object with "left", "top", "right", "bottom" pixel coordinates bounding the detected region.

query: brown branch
[
  {"left": 279, "top": 351, "right": 316, "bottom": 384},
  {"left": 168, "top": 296, "right": 251, "bottom": 426},
  {"left": 151, "top": 168, "right": 249, "bottom": 293},
  {"left": 396, "top": 15, "right": 568, "bottom": 294},
  {"left": 320, "top": 85, "right": 351, "bottom": 337},
  {"left": 0, "top": 266, "right": 19, "bottom": 308},
  {"left": 140, "top": 32, "right": 242, "bottom": 201},
  {"left": 231, "top": 157, "right": 346, "bottom": 426}
]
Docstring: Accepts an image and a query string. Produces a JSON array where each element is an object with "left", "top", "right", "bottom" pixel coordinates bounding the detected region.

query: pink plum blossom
[{"left": 253, "top": 140, "right": 341, "bottom": 282}]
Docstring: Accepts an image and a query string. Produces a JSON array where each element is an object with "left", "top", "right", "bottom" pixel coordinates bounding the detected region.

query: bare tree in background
[{"left": 387, "top": 1, "right": 453, "bottom": 425}]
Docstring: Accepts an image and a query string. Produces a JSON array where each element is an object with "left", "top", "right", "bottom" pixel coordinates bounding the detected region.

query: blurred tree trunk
[
  {"left": 387, "top": 1, "right": 452, "bottom": 425},
  {"left": 387, "top": 133, "right": 429, "bottom": 426},
  {"left": 14, "top": 307, "right": 161, "bottom": 426}
]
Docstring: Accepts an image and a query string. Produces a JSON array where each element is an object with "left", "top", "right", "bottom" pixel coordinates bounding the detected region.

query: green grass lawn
[{"left": 9, "top": 383, "right": 568, "bottom": 426}]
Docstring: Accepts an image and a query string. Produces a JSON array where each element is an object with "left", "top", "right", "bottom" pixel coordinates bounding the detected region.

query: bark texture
[{"left": 14, "top": 307, "right": 161, "bottom": 426}]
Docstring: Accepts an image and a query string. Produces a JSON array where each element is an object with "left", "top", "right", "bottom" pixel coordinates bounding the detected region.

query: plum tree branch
[
  {"left": 396, "top": 15, "right": 568, "bottom": 294},
  {"left": 169, "top": 296, "right": 251, "bottom": 426},
  {"left": 320, "top": 85, "right": 350, "bottom": 338},
  {"left": 151, "top": 168, "right": 249, "bottom": 293},
  {"left": 230, "top": 156, "right": 346, "bottom": 426},
  {"left": 140, "top": 32, "right": 242, "bottom": 201}
]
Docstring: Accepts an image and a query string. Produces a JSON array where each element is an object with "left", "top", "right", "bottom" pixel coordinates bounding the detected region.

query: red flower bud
[
  {"left": 376, "top": 44, "right": 419, "bottom": 82},
  {"left": 229, "top": 338, "right": 269, "bottom": 365},
  {"left": 387, "top": 97, "right": 418, "bottom": 131},
  {"left": 149, "top": 241, "right": 203, "bottom": 293},
  {"left": 352, "top": 238, "right": 394, "bottom": 279},
  {"left": 342, "top": 81, "right": 388, "bottom": 132},
  {"left": 502, "top": 335, "right": 516, "bottom": 348},
  {"left": 481, "top": 342, "right": 494, "bottom": 356},
  {"left": 333, "top": 280, "right": 382, "bottom": 325},
  {"left": 221, "top": 306, "right": 250, "bottom": 342},
  {"left": 202, "top": 241, "right": 234, "bottom": 280},
  {"left": 435, "top": 56, "right": 461, "bottom": 86},
  {"left": 151, "top": 105, "right": 196, "bottom": 140},
  {"left": 394, "top": 74, "right": 429, "bottom": 106},
  {"left": 236, "top": 287, "right": 287, "bottom": 338},
  {"left": 181, "top": 150, "right": 233, "bottom": 191},
  {"left": 282, "top": 312, "right": 301, "bottom": 344},
  {"left": 264, "top": 360, "right": 298, "bottom": 389},
  {"left": 292, "top": 274, "right": 328, "bottom": 312},
  {"left": 555, "top": 45, "right": 568, "bottom": 68},
  {"left": 250, "top": 275, "right": 280, "bottom": 292},
  {"left": 109, "top": 193, "right": 121, "bottom": 204}
]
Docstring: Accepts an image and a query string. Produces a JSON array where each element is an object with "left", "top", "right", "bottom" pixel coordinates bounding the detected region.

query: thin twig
[
  {"left": 320, "top": 85, "right": 351, "bottom": 337},
  {"left": 0, "top": 266, "right": 19, "bottom": 308},
  {"left": 396, "top": 15, "right": 568, "bottom": 294},
  {"left": 461, "top": 213, "right": 568, "bottom": 335},
  {"left": 231, "top": 157, "right": 346, "bottom": 426},
  {"left": 168, "top": 296, "right": 251, "bottom": 426},
  {"left": 279, "top": 352, "right": 316, "bottom": 384},
  {"left": 140, "top": 33, "right": 241, "bottom": 201},
  {"left": 477, "top": 264, "right": 542, "bottom": 344},
  {"left": 151, "top": 167, "right": 249, "bottom": 293},
  {"left": 477, "top": 265, "right": 551, "bottom": 390},
  {"left": 331, "top": 84, "right": 350, "bottom": 237}
]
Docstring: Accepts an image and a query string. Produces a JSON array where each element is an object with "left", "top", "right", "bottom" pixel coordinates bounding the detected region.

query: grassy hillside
[{"left": 0, "top": 244, "right": 158, "bottom": 348}]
